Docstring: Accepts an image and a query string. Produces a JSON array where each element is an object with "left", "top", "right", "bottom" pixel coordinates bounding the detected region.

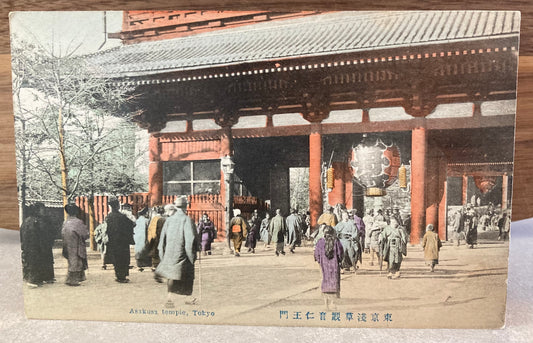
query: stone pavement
[{"left": 22, "top": 234, "right": 509, "bottom": 329}]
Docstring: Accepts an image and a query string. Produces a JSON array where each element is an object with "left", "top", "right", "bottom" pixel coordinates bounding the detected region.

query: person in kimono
[
  {"left": 363, "top": 208, "right": 374, "bottom": 253},
  {"left": 351, "top": 208, "right": 365, "bottom": 250},
  {"left": 259, "top": 212, "right": 271, "bottom": 249},
  {"left": 368, "top": 218, "right": 386, "bottom": 267},
  {"left": 422, "top": 224, "right": 442, "bottom": 272},
  {"left": 94, "top": 221, "right": 112, "bottom": 270},
  {"left": 314, "top": 226, "right": 344, "bottom": 310},
  {"left": 147, "top": 205, "right": 166, "bottom": 277},
  {"left": 197, "top": 213, "right": 216, "bottom": 255},
  {"left": 497, "top": 211, "right": 511, "bottom": 241},
  {"left": 464, "top": 204, "right": 478, "bottom": 249},
  {"left": 133, "top": 207, "right": 151, "bottom": 271},
  {"left": 229, "top": 208, "right": 248, "bottom": 257},
  {"left": 61, "top": 204, "right": 89, "bottom": 286},
  {"left": 105, "top": 199, "right": 135, "bottom": 283},
  {"left": 245, "top": 210, "right": 261, "bottom": 254},
  {"left": 156, "top": 197, "right": 199, "bottom": 307},
  {"left": 269, "top": 208, "right": 286, "bottom": 256},
  {"left": 334, "top": 211, "right": 360, "bottom": 273},
  {"left": 20, "top": 203, "right": 53, "bottom": 287},
  {"left": 317, "top": 206, "right": 338, "bottom": 227},
  {"left": 380, "top": 217, "right": 408, "bottom": 279},
  {"left": 286, "top": 208, "right": 302, "bottom": 254}
]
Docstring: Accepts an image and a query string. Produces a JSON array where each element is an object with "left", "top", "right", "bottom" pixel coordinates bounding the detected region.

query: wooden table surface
[{"left": 0, "top": 2, "right": 532, "bottom": 230}]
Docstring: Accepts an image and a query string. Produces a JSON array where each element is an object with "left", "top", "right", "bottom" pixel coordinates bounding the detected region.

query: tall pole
[
  {"left": 148, "top": 134, "right": 163, "bottom": 207},
  {"left": 220, "top": 125, "right": 234, "bottom": 249},
  {"left": 309, "top": 124, "right": 323, "bottom": 231},
  {"left": 411, "top": 127, "right": 426, "bottom": 244}
]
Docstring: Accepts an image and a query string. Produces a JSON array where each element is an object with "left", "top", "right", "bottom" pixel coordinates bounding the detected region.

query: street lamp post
[{"left": 221, "top": 155, "right": 235, "bottom": 250}]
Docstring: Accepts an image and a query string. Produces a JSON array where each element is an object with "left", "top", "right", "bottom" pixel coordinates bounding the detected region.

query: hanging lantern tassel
[
  {"left": 399, "top": 164, "right": 407, "bottom": 188},
  {"left": 327, "top": 167, "right": 335, "bottom": 190}
]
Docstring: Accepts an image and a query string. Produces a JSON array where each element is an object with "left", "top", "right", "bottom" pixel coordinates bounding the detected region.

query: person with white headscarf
[{"left": 229, "top": 208, "right": 248, "bottom": 257}]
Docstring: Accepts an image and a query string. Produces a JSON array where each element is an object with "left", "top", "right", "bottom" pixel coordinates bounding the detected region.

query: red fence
[{"left": 75, "top": 193, "right": 268, "bottom": 241}]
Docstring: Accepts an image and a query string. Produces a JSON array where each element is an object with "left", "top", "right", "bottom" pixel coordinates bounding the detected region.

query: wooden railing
[{"left": 75, "top": 193, "right": 267, "bottom": 241}]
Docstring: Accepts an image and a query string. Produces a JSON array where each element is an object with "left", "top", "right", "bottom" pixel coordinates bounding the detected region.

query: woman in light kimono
[
  {"left": 134, "top": 207, "right": 151, "bottom": 271},
  {"left": 259, "top": 212, "right": 271, "bottom": 248}
]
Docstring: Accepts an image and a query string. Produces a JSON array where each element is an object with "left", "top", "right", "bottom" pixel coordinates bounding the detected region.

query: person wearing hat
[
  {"left": 156, "top": 196, "right": 199, "bottom": 307},
  {"left": 379, "top": 217, "right": 407, "bottom": 279},
  {"left": 105, "top": 199, "right": 135, "bottom": 283},
  {"left": 422, "top": 224, "right": 442, "bottom": 272},
  {"left": 286, "top": 208, "right": 302, "bottom": 254},
  {"left": 133, "top": 207, "right": 151, "bottom": 271},
  {"left": 392, "top": 206, "right": 403, "bottom": 227},
  {"left": 269, "top": 208, "right": 287, "bottom": 256},
  {"left": 229, "top": 208, "right": 248, "bottom": 257}
]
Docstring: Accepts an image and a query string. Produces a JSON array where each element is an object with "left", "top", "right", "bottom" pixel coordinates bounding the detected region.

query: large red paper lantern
[
  {"left": 474, "top": 176, "right": 497, "bottom": 194},
  {"left": 350, "top": 137, "right": 401, "bottom": 196}
]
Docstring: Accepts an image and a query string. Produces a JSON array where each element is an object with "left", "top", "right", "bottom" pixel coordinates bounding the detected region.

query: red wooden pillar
[
  {"left": 462, "top": 174, "right": 468, "bottom": 206},
  {"left": 438, "top": 158, "right": 448, "bottom": 241},
  {"left": 309, "top": 124, "right": 323, "bottom": 230},
  {"left": 148, "top": 134, "right": 163, "bottom": 207},
  {"left": 502, "top": 173, "right": 509, "bottom": 211},
  {"left": 411, "top": 127, "right": 426, "bottom": 244}
]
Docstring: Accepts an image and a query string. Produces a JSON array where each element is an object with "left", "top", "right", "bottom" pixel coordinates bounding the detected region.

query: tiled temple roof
[{"left": 86, "top": 11, "right": 520, "bottom": 78}]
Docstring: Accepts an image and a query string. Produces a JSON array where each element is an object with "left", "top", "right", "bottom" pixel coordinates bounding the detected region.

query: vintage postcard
[{"left": 10, "top": 10, "right": 519, "bottom": 328}]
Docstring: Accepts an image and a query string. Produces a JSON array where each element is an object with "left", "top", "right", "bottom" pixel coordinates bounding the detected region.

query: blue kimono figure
[
  {"left": 335, "top": 212, "right": 361, "bottom": 273},
  {"left": 133, "top": 208, "right": 151, "bottom": 270}
]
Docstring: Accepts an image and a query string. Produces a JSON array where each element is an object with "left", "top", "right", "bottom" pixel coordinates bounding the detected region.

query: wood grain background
[{"left": 0, "top": 2, "right": 532, "bottom": 230}]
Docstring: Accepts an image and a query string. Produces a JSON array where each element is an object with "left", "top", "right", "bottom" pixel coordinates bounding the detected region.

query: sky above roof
[{"left": 9, "top": 11, "right": 123, "bottom": 57}]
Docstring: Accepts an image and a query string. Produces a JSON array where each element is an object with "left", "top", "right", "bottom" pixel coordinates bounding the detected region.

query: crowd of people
[
  {"left": 19, "top": 198, "right": 509, "bottom": 310},
  {"left": 448, "top": 202, "right": 511, "bottom": 249}
]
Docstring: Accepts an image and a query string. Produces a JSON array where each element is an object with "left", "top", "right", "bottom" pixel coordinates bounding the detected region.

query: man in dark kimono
[
  {"left": 245, "top": 210, "right": 261, "bottom": 254},
  {"left": 269, "top": 209, "right": 286, "bottom": 256},
  {"left": 197, "top": 213, "right": 216, "bottom": 255},
  {"left": 285, "top": 208, "right": 302, "bottom": 254},
  {"left": 105, "top": 199, "right": 135, "bottom": 283},
  {"left": 156, "top": 197, "right": 199, "bottom": 307},
  {"left": 497, "top": 211, "right": 511, "bottom": 241},
  {"left": 61, "top": 204, "right": 89, "bottom": 286},
  {"left": 464, "top": 204, "right": 478, "bottom": 249},
  {"left": 20, "top": 203, "right": 52, "bottom": 287},
  {"left": 351, "top": 208, "right": 366, "bottom": 251},
  {"left": 36, "top": 202, "right": 56, "bottom": 284}
]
